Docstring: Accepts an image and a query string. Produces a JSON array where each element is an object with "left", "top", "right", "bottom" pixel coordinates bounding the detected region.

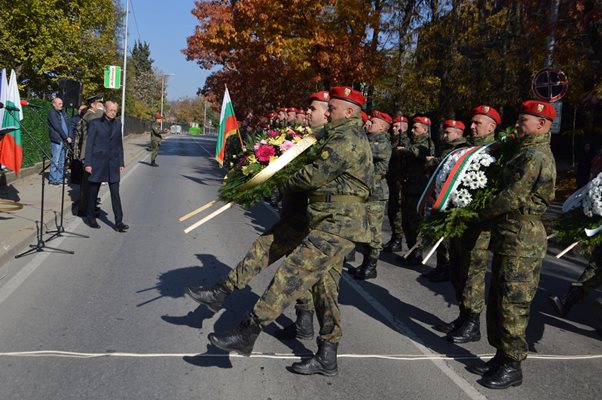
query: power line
[{"left": 129, "top": 0, "right": 142, "bottom": 44}]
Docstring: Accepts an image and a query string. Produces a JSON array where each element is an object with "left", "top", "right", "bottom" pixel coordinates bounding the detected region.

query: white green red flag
[
  {"left": 215, "top": 87, "right": 239, "bottom": 166},
  {"left": 0, "top": 69, "right": 23, "bottom": 175}
]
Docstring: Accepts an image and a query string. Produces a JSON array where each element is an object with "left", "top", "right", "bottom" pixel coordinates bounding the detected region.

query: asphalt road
[{"left": 0, "top": 135, "right": 600, "bottom": 400}]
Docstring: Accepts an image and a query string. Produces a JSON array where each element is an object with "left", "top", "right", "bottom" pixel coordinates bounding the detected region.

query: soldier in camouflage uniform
[
  {"left": 435, "top": 106, "right": 500, "bottom": 344},
  {"left": 150, "top": 122, "right": 163, "bottom": 167},
  {"left": 383, "top": 116, "right": 409, "bottom": 253},
  {"left": 549, "top": 243, "right": 602, "bottom": 322},
  {"left": 397, "top": 116, "right": 434, "bottom": 266},
  {"left": 208, "top": 87, "right": 374, "bottom": 377},
  {"left": 422, "top": 120, "right": 468, "bottom": 282},
  {"left": 186, "top": 91, "right": 332, "bottom": 341},
  {"left": 467, "top": 100, "right": 556, "bottom": 389},
  {"left": 353, "top": 111, "right": 392, "bottom": 280}
]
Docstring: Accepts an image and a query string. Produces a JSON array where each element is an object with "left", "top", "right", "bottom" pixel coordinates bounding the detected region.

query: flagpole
[{"left": 120, "top": 0, "right": 129, "bottom": 137}]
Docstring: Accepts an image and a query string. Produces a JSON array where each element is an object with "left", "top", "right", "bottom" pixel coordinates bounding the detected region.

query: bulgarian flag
[
  {"left": 215, "top": 86, "right": 239, "bottom": 166},
  {"left": 0, "top": 69, "right": 23, "bottom": 175}
]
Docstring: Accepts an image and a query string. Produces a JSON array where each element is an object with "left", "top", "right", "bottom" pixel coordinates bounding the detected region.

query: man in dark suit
[
  {"left": 47, "top": 97, "right": 72, "bottom": 185},
  {"left": 83, "top": 100, "right": 128, "bottom": 232}
]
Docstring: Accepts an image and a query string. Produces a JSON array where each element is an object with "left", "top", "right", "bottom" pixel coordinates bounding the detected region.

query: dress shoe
[
  {"left": 87, "top": 219, "right": 101, "bottom": 229},
  {"left": 116, "top": 223, "right": 129, "bottom": 232}
]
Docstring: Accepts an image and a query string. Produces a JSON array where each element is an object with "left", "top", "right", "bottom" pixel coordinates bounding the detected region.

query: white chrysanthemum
[
  {"left": 474, "top": 170, "right": 488, "bottom": 188},
  {"left": 478, "top": 153, "right": 495, "bottom": 167},
  {"left": 585, "top": 181, "right": 602, "bottom": 217},
  {"left": 451, "top": 188, "right": 472, "bottom": 208}
]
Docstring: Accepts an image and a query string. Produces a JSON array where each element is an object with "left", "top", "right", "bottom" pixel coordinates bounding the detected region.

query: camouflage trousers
[
  {"left": 225, "top": 214, "right": 314, "bottom": 312},
  {"left": 367, "top": 200, "right": 387, "bottom": 258},
  {"left": 252, "top": 229, "right": 355, "bottom": 344},
  {"left": 400, "top": 193, "right": 422, "bottom": 253},
  {"left": 151, "top": 141, "right": 160, "bottom": 162},
  {"left": 572, "top": 244, "right": 602, "bottom": 294},
  {"left": 486, "top": 254, "right": 543, "bottom": 362},
  {"left": 386, "top": 177, "right": 402, "bottom": 239},
  {"left": 449, "top": 227, "right": 491, "bottom": 314}
]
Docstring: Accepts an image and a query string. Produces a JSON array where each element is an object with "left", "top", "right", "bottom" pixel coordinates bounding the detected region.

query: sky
[{"left": 125, "top": 0, "right": 212, "bottom": 101}]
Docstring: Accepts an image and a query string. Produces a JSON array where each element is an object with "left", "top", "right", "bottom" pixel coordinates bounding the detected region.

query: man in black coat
[{"left": 83, "top": 100, "right": 128, "bottom": 232}]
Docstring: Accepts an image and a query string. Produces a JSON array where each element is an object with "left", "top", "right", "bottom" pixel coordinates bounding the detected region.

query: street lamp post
[{"left": 160, "top": 73, "right": 174, "bottom": 130}]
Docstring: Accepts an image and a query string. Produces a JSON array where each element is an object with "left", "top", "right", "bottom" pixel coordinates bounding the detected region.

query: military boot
[
  {"left": 479, "top": 355, "right": 522, "bottom": 389},
  {"left": 151, "top": 160, "right": 158, "bottom": 167},
  {"left": 447, "top": 313, "right": 481, "bottom": 343},
  {"left": 354, "top": 257, "right": 378, "bottom": 280},
  {"left": 185, "top": 280, "right": 232, "bottom": 312},
  {"left": 208, "top": 314, "right": 261, "bottom": 357},
  {"left": 549, "top": 286, "right": 585, "bottom": 316},
  {"left": 467, "top": 349, "right": 504, "bottom": 376},
  {"left": 274, "top": 309, "right": 314, "bottom": 340},
  {"left": 433, "top": 307, "right": 468, "bottom": 334},
  {"left": 383, "top": 237, "right": 402, "bottom": 252},
  {"left": 291, "top": 340, "right": 338, "bottom": 376}
]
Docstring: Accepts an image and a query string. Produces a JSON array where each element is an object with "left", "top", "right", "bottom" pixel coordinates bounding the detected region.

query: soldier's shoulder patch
[{"left": 321, "top": 150, "right": 330, "bottom": 160}]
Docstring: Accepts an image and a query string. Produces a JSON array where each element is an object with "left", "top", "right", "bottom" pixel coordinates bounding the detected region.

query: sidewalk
[{"left": 0, "top": 133, "right": 152, "bottom": 267}]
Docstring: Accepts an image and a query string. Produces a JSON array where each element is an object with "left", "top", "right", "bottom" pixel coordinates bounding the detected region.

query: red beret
[
  {"left": 296, "top": 109, "right": 306, "bottom": 115},
  {"left": 443, "top": 119, "right": 465, "bottom": 131},
  {"left": 472, "top": 105, "right": 501, "bottom": 125},
  {"left": 413, "top": 116, "right": 431, "bottom": 126},
  {"left": 520, "top": 100, "right": 556, "bottom": 121},
  {"left": 361, "top": 111, "right": 369, "bottom": 123},
  {"left": 307, "top": 91, "right": 330, "bottom": 104},
  {"left": 329, "top": 86, "right": 366, "bottom": 107},
  {"left": 287, "top": 107, "right": 298, "bottom": 113},
  {"left": 277, "top": 107, "right": 287, "bottom": 112},
  {"left": 392, "top": 116, "right": 408, "bottom": 123},
  {"left": 371, "top": 110, "right": 392, "bottom": 124}
]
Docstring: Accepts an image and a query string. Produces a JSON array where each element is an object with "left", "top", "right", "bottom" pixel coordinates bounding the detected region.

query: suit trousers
[{"left": 88, "top": 181, "right": 123, "bottom": 225}]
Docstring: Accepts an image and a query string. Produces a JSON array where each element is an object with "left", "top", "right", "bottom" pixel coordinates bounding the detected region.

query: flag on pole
[
  {"left": 215, "top": 87, "right": 239, "bottom": 166},
  {"left": 0, "top": 69, "right": 23, "bottom": 175},
  {"left": 0, "top": 69, "right": 7, "bottom": 129}
]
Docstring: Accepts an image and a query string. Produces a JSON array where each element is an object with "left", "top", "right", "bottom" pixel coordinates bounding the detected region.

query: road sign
[
  {"left": 531, "top": 68, "right": 568, "bottom": 102},
  {"left": 104, "top": 65, "right": 121, "bottom": 89}
]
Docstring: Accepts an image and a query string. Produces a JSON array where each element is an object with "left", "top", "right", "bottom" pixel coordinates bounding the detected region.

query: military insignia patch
[
  {"left": 537, "top": 104, "right": 544, "bottom": 112},
  {"left": 321, "top": 150, "right": 330, "bottom": 160},
  {"left": 323, "top": 92, "right": 328, "bottom": 99},
  {"left": 484, "top": 106, "right": 490, "bottom": 112},
  {"left": 344, "top": 88, "right": 351, "bottom": 96}
]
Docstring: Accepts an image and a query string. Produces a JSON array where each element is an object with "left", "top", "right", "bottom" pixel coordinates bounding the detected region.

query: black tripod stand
[
  {"left": 6, "top": 109, "right": 75, "bottom": 258},
  {"left": 46, "top": 138, "right": 89, "bottom": 242}
]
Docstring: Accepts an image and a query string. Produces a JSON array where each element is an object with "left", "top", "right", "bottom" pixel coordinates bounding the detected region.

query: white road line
[{"left": 190, "top": 136, "right": 215, "bottom": 158}]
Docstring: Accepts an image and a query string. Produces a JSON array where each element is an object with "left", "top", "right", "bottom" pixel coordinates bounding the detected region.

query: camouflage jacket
[
  {"left": 399, "top": 132, "right": 434, "bottom": 195},
  {"left": 481, "top": 133, "right": 556, "bottom": 257},
  {"left": 368, "top": 131, "right": 392, "bottom": 201},
  {"left": 387, "top": 133, "right": 409, "bottom": 180},
  {"left": 282, "top": 117, "right": 374, "bottom": 243},
  {"left": 150, "top": 125, "right": 163, "bottom": 144},
  {"left": 469, "top": 132, "right": 495, "bottom": 146}
]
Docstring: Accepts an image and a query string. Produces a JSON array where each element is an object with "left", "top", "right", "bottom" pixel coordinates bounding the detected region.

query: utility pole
[{"left": 120, "top": 0, "right": 129, "bottom": 137}]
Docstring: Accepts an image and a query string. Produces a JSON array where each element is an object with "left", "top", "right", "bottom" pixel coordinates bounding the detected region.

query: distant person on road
[
  {"left": 84, "top": 100, "right": 128, "bottom": 232},
  {"left": 150, "top": 121, "right": 163, "bottom": 167},
  {"left": 47, "top": 97, "right": 72, "bottom": 185}
]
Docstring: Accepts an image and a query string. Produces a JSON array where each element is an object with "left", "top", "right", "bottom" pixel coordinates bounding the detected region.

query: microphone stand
[
  {"left": 5, "top": 108, "right": 75, "bottom": 258},
  {"left": 45, "top": 131, "right": 89, "bottom": 242}
]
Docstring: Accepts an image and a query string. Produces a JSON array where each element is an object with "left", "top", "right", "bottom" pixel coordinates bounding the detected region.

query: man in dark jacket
[
  {"left": 47, "top": 97, "right": 72, "bottom": 185},
  {"left": 84, "top": 100, "right": 128, "bottom": 232}
]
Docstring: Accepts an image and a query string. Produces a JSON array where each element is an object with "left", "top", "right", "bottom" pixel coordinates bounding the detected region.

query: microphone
[
  {"left": 0, "top": 102, "right": 20, "bottom": 112},
  {"left": 21, "top": 100, "right": 42, "bottom": 109}
]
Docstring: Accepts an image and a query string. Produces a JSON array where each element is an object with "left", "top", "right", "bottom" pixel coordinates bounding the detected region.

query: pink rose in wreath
[
  {"left": 279, "top": 140, "right": 295, "bottom": 152},
  {"left": 255, "top": 144, "right": 276, "bottom": 162}
]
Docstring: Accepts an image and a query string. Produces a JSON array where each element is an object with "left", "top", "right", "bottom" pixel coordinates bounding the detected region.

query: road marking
[{"left": 0, "top": 350, "right": 600, "bottom": 361}]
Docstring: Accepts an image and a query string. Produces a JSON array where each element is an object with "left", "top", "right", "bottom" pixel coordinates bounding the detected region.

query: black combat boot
[
  {"left": 185, "top": 280, "right": 232, "bottom": 312},
  {"left": 208, "top": 314, "right": 261, "bottom": 357},
  {"left": 354, "top": 257, "right": 378, "bottom": 280},
  {"left": 274, "top": 309, "right": 314, "bottom": 340},
  {"left": 433, "top": 307, "right": 468, "bottom": 334},
  {"left": 467, "top": 349, "right": 504, "bottom": 376},
  {"left": 291, "top": 340, "right": 338, "bottom": 376},
  {"left": 447, "top": 313, "right": 481, "bottom": 343},
  {"left": 549, "top": 286, "right": 585, "bottom": 315},
  {"left": 479, "top": 355, "right": 523, "bottom": 389},
  {"left": 383, "top": 237, "right": 402, "bottom": 252},
  {"left": 151, "top": 160, "right": 158, "bottom": 167}
]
